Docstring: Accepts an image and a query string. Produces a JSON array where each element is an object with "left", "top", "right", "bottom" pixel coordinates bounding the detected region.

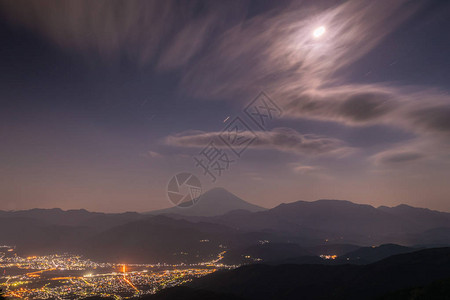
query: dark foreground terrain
[{"left": 137, "top": 247, "right": 450, "bottom": 300}]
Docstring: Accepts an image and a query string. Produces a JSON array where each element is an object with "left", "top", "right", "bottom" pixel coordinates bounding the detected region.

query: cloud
[
  {"left": 290, "top": 163, "right": 322, "bottom": 174},
  {"left": 0, "top": 0, "right": 419, "bottom": 82},
  {"left": 159, "top": 0, "right": 450, "bottom": 143},
  {"left": 0, "top": 0, "right": 247, "bottom": 65},
  {"left": 4, "top": 1, "right": 448, "bottom": 141},
  {"left": 163, "top": 0, "right": 450, "bottom": 143},
  {"left": 283, "top": 85, "right": 399, "bottom": 125},
  {"left": 370, "top": 136, "right": 450, "bottom": 167},
  {"left": 244, "top": 172, "right": 265, "bottom": 181},
  {"left": 179, "top": 0, "right": 420, "bottom": 99},
  {"left": 374, "top": 151, "right": 426, "bottom": 165},
  {"left": 165, "top": 127, "right": 354, "bottom": 157},
  {"left": 408, "top": 105, "right": 450, "bottom": 134},
  {"left": 284, "top": 85, "right": 450, "bottom": 139},
  {"left": 338, "top": 93, "right": 394, "bottom": 122},
  {"left": 147, "top": 150, "right": 163, "bottom": 158}
]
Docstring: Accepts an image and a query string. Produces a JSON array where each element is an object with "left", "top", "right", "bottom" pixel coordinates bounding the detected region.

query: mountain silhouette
[
  {"left": 148, "top": 187, "right": 266, "bottom": 217},
  {"left": 379, "top": 277, "right": 450, "bottom": 300},
  {"left": 160, "top": 248, "right": 450, "bottom": 300},
  {"left": 378, "top": 204, "right": 450, "bottom": 232},
  {"left": 2, "top": 193, "right": 450, "bottom": 261},
  {"left": 337, "top": 243, "right": 417, "bottom": 264},
  {"left": 201, "top": 199, "right": 450, "bottom": 245}
]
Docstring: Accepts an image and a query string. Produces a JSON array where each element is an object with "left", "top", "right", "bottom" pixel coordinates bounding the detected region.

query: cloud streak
[
  {"left": 290, "top": 163, "right": 322, "bottom": 174},
  {"left": 0, "top": 0, "right": 247, "bottom": 64},
  {"left": 374, "top": 150, "right": 426, "bottom": 165},
  {"left": 167, "top": 0, "right": 450, "bottom": 144},
  {"left": 165, "top": 127, "right": 354, "bottom": 157},
  {"left": 179, "top": 0, "right": 421, "bottom": 99},
  {"left": 283, "top": 85, "right": 450, "bottom": 135}
]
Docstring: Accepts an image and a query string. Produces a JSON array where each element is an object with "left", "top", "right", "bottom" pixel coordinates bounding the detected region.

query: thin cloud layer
[
  {"left": 375, "top": 150, "right": 426, "bottom": 165},
  {"left": 283, "top": 85, "right": 398, "bottom": 126},
  {"left": 409, "top": 105, "right": 450, "bottom": 134},
  {"left": 284, "top": 85, "right": 450, "bottom": 135},
  {"left": 371, "top": 135, "right": 450, "bottom": 167},
  {"left": 0, "top": 0, "right": 247, "bottom": 64},
  {"left": 165, "top": 127, "right": 353, "bottom": 157},
  {"left": 170, "top": 0, "right": 450, "bottom": 147},
  {"left": 180, "top": 0, "right": 420, "bottom": 99},
  {"left": 290, "top": 163, "right": 322, "bottom": 174}
]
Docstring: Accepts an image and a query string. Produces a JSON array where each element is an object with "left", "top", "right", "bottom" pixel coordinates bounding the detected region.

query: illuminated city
[{"left": 0, "top": 246, "right": 232, "bottom": 299}]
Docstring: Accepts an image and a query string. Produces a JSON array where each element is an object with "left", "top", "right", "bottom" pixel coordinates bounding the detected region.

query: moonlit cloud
[
  {"left": 179, "top": 0, "right": 421, "bottom": 99},
  {"left": 0, "top": 0, "right": 419, "bottom": 102},
  {"left": 166, "top": 0, "right": 450, "bottom": 153},
  {"left": 2, "top": 0, "right": 443, "bottom": 143},
  {"left": 165, "top": 128, "right": 354, "bottom": 157}
]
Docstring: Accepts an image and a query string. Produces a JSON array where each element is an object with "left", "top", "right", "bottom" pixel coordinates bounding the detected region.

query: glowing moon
[{"left": 313, "top": 26, "right": 326, "bottom": 38}]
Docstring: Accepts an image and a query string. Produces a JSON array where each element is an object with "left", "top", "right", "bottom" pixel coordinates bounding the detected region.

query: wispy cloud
[
  {"left": 179, "top": 0, "right": 421, "bottom": 99},
  {"left": 374, "top": 150, "right": 426, "bottom": 165},
  {"left": 283, "top": 85, "right": 450, "bottom": 135},
  {"left": 168, "top": 0, "right": 450, "bottom": 147},
  {"left": 283, "top": 85, "right": 398, "bottom": 126},
  {"left": 290, "top": 163, "right": 322, "bottom": 174},
  {"left": 146, "top": 150, "right": 163, "bottom": 159},
  {"left": 165, "top": 127, "right": 354, "bottom": 157},
  {"left": 0, "top": 0, "right": 247, "bottom": 64},
  {"left": 370, "top": 135, "right": 450, "bottom": 167}
]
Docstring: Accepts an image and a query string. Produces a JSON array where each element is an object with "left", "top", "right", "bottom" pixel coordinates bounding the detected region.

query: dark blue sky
[{"left": 1, "top": 0, "right": 450, "bottom": 212}]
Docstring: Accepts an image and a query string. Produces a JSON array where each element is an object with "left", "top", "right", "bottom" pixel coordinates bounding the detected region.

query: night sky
[{"left": 1, "top": 0, "right": 450, "bottom": 212}]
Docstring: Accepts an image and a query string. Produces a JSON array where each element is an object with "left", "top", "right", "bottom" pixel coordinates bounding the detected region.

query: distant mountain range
[{"left": 1, "top": 188, "right": 450, "bottom": 263}]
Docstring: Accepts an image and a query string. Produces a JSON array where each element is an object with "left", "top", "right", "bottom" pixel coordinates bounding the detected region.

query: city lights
[{"left": 0, "top": 249, "right": 233, "bottom": 299}]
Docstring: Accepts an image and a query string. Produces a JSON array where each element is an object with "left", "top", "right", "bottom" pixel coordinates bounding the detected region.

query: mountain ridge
[
  {"left": 146, "top": 187, "right": 266, "bottom": 217},
  {"left": 2, "top": 190, "right": 450, "bottom": 262},
  {"left": 178, "top": 247, "right": 450, "bottom": 300}
]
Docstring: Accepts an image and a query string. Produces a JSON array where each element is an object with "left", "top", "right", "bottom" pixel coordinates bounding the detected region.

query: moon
[{"left": 313, "top": 26, "right": 326, "bottom": 38}]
